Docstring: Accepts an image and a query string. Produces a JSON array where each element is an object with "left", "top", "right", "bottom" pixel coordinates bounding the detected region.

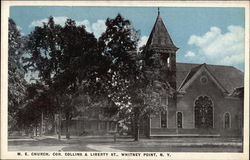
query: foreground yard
[{"left": 8, "top": 135, "right": 243, "bottom": 152}]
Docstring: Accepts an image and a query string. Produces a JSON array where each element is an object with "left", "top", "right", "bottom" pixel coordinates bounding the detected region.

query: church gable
[
  {"left": 176, "top": 63, "right": 244, "bottom": 94},
  {"left": 178, "top": 63, "right": 228, "bottom": 94}
]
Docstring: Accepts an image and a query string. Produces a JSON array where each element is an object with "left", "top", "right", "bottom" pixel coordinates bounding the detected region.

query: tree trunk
[
  {"left": 65, "top": 114, "right": 70, "bottom": 139},
  {"left": 40, "top": 112, "right": 43, "bottom": 137},
  {"left": 134, "top": 107, "right": 140, "bottom": 141},
  {"left": 58, "top": 109, "right": 62, "bottom": 140},
  {"left": 53, "top": 114, "right": 56, "bottom": 135},
  {"left": 35, "top": 124, "right": 37, "bottom": 136}
]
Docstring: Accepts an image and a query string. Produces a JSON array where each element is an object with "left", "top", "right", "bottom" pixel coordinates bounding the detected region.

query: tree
[
  {"left": 24, "top": 14, "right": 172, "bottom": 141},
  {"left": 128, "top": 48, "right": 176, "bottom": 141},
  {"left": 26, "top": 17, "right": 103, "bottom": 139},
  {"left": 25, "top": 17, "right": 65, "bottom": 138},
  {"left": 98, "top": 14, "right": 173, "bottom": 141},
  {"left": 8, "top": 18, "right": 27, "bottom": 132},
  {"left": 26, "top": 17, "right": 63, "bottom": 86},
  {"left": 53, "top": 18, "right": 104, "bottom": 139},
  {"left": 99, "top": 14, "right": 142, "bottom": 140}
]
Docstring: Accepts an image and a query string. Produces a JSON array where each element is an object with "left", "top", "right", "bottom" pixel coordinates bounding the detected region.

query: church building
[
  {"left": 59, "top": 11, "right": 243, "bottom": 138},
  {"left": 141, "top": 10, "right": 244, "bottom": 137}
]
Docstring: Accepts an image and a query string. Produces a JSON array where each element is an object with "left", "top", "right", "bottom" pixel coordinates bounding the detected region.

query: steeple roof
[{"left": 145, "top": 13, "right": 178, "bottom": 50}]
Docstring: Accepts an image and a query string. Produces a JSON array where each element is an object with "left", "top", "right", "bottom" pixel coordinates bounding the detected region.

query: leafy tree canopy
[{"left": 8, "top": 18, "right": 27, "bottom": 130}]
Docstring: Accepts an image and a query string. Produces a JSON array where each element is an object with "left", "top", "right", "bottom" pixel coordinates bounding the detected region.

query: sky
[{"left": 10, "top": 6, "right": 245, "bottom": 71}]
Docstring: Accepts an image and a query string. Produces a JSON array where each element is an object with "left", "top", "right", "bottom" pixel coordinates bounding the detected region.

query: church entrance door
[{"left": 194, "top": 96, "right": 213, "bottom": 128}]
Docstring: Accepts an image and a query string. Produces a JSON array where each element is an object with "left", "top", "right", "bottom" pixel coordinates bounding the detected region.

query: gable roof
[
  {"left": 176, "top": 63, "right": 244, "bottom": 93},
  {"left": 178, "top": 63, "right": 228, "bottom": 93},
  {"left": 145, "top": 15, "right": 178, "bottom": 50}
]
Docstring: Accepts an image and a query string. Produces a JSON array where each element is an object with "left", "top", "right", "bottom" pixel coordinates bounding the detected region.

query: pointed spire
[{"left": 144, "top": 10, "right": 178, "bottom": 51}]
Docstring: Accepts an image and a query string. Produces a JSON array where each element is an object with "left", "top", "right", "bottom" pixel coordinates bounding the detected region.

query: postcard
[{"left": 1, "top": 1, "right": 249, "bottom": 160}]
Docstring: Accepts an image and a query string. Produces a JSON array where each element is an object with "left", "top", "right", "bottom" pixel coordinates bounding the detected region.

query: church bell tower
[{"left": 143, "top": 8, "right": 178, "bottom": 90}]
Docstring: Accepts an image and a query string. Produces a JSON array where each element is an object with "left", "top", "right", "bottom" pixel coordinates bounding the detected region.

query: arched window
[
  {"left": 194, "top": 96, "right": 213, "bottom": 128},
  {"left": 167, "top": 57, "right": 170, "bottom": 68},
  {"left": 177, "top": 112, "right": 183, "bottom": 128},
  {"left": 161, "top": 111, "right": 167, "bottom": 128},
  {"left": 224, "top": 113, "right": 230, "bottom": 129}
]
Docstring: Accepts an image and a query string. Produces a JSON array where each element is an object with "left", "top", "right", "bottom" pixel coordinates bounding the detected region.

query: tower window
[{"left": 167, "top": 57, "right": 170, "bottom": 68}]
